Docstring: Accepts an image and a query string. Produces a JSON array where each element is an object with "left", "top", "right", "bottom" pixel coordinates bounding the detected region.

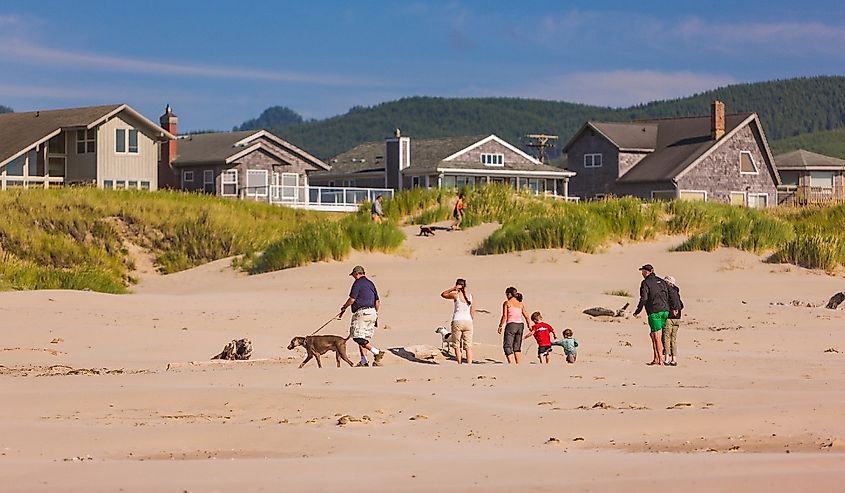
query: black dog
[
  {"left": 418, "top": 226, "right": 435, "bottom": 237},
  {"left": 287, "top": 335, "right": 354, "bottom": 369}
]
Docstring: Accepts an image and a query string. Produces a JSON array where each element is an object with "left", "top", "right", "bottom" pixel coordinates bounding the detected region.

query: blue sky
[{"left": 1, "top": 0, "right": 843, "bottom": 131}]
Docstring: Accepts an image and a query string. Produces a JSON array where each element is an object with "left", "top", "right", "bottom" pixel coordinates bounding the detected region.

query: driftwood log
[
  {"left": 826, "top": 292, "right": 845, "bottom": 310},
  {"left": 583, "top": 302, "right": 630, "bottom": 318},
  {"left": 211, "top": 338, "right": 253, "bottom": 360}
]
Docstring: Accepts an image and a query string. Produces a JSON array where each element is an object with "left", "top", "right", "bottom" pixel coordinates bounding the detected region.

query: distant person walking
[
  {"left": 337, "top": 265, "right": 385, "bottom": 367},
  {"left": 498, "top": 286, "right": 531, "bottom": 364},
  {"left": 633, "top": 264, "right": 670, "bottom": 366},
  {"left": 451, "top": 193, "right": 465, "bottom": 230},
  {"left": 663, "top": 275, "right": 684, "bottom": 367},
  {"left": 440, "top": 278, "right": 475, "bottom": 364},
  {"left": 371, "top": 195, "right": 384, "bottom": 223}
]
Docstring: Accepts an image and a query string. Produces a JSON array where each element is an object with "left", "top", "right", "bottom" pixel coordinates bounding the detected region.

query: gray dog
[{"left": 287, "top": 335, "right": 354, "bottom": 369}]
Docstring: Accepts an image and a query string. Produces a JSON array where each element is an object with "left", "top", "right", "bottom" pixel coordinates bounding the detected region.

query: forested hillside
[
  {"left": 770, "top": 127, "right": 845, "bottom": 159},
  {"left": 0, "top": 105, "right": 12, "bottom": 114},
  {"left": 241, "top": 76, "right": 845, "bottom": 159}
]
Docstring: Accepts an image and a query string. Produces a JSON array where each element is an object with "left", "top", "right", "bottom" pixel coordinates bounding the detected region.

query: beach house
[
  {"left": 774, "top": 149, "right": 845, "bottom": 205},
  {"left": 563, "top": 101, "right": 780, "bottom": 207},
  {"left": 311, "top": 131, "right": 577, "bottom": 198},
  {"left": 0, "top": 104, "right": 174, "bottom": 190},
  {"left": 157, "top": 106, "right": 330, "bottom": 199}
]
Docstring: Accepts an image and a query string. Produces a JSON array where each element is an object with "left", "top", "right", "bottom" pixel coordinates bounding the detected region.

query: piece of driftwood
[
  {"left": 211, "top": 338, "right": 253, "bottom": 360},
  {"left": 825, "top": 292, "right": 845, "bottom": 310},
  {"left": 583, "top": 302, "right": 630, "bottom": 318}
]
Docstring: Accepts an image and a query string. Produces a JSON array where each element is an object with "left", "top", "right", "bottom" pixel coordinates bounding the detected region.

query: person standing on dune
[{"left": 633, "top": 264, "right": 670, "bottom": 366}]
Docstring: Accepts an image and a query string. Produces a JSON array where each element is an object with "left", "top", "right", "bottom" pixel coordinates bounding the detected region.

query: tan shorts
[
  {"left": 351, "top": 308, "right": 377, "bottom": 340},
  {"left": 450, "top": 320, "right": 473, "bottom": 347}
]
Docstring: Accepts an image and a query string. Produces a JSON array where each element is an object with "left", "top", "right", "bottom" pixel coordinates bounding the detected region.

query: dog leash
[{"left": 309, "top": 316, "right": 337, "bottom": 336}]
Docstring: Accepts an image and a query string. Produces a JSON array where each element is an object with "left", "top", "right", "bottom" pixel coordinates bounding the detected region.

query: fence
[{"left": 777, "top": 186, "right": 845, "bottom": 206}]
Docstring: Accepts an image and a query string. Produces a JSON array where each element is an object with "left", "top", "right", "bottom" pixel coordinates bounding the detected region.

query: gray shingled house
[
  {"left": 311, "top": 132, "right": 576, "bottom": 197},
  {"left": 158, "top": 106, "right": 328, "bottom": 199},
  {"left": 563, "top": 101, "right": 780, "bottom": 207},
  {"left": 0, "top": 104, "right": 174, "bottom": 190},
  {"left": 774, "top": 149, "right": 845, "bottom": 205}
]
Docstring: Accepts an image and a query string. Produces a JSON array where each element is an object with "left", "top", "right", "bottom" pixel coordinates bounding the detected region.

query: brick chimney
[
  {"left": 159, "top": 104, "right": 178, "bottom": 188},
  {"left": 711, "top": 100, "right": 725, "bottom": 140}
]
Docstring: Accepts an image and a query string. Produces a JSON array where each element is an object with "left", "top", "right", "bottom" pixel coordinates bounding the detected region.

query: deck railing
[
  {"left": 777, "top": 186, "right": 845, "bottom": 206},
  {"left": 240, "top": 185, "right": 394, "bottom": 212}
]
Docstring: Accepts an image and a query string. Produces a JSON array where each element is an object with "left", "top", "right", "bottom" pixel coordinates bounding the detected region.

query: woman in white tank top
[{"left": 440, "top": 278, "right": 475, "bottom": 364}]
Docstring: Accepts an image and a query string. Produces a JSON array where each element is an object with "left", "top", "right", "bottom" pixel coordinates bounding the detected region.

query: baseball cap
[
  {"left": 349, "top": 265, "right": 365, "bottom": 276},
  {"left": 639, "top": 264, "right": 654, "bottom": 272}
]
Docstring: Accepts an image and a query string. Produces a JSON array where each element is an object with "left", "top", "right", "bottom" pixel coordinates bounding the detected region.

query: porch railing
[
  {"left": 240, "top": 185, "right": 394, "bottom": 211},
  {"left": 777, "top": 185, "right": 845, "bottom": 206}
]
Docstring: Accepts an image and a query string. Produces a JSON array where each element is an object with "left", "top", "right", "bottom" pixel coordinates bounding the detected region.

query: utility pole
[{"left": 524, "top": 134, "right": 559, "bottom": 164}]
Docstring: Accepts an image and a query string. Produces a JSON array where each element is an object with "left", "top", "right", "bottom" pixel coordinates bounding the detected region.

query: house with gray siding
[
  {"left": 774, "top": 149, "right": 845, "bottom": 205},
  {"left": 563, "top": 101, "right": 780, "bottom": 207},
  {"left": 158, "top": 106, "right": 328, "bottom": 198},
  {"left": 0, "top": 104, "right": 174, "bottom": 190},
  {"left": 311, "top": 131, "right": 576, "bottom": 197}
]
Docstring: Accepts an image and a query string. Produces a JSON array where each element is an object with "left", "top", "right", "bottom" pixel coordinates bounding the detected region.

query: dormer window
[{"left": 481, "top": 153, "right": 504, "bottom": 166}]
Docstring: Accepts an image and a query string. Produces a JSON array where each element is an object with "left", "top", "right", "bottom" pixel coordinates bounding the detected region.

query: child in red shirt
[{"left": 525, "top": 311, "right": 557, "bottom": 363}]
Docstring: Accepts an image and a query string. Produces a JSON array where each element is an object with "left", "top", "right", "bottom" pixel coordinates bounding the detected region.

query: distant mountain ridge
[
  {"left": 0, "top": 105, "right": 12, "bottom": 114},
  {"left": 240, "top": 76, "right": 845, "bottom": 160}
]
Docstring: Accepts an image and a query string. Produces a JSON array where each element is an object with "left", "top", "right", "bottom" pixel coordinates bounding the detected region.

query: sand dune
[{"left": 1, "top": 224, "right": 844, "bottom": 492}]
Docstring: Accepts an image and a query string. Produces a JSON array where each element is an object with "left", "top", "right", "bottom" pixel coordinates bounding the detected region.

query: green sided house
[{"left": 0, "top": 104, "right": 174, "bottom": 190}]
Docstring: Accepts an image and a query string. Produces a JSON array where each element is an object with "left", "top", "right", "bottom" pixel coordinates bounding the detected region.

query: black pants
[{"left": 503, "top": 322, "right": 524, "bottom": 355}]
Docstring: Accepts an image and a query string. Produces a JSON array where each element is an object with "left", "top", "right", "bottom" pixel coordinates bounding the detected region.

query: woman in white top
[{"left": 441, "top": 278, "right": 475, "bottom": 364}]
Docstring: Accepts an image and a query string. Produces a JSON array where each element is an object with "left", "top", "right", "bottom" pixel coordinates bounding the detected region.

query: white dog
[{"left": 435, "top": 326, "right": 454, "bottom": 351}]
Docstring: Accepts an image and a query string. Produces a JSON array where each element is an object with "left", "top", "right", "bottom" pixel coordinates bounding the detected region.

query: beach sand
[{"left": 2, "top": 223, "right": 844, "bottom": 492}]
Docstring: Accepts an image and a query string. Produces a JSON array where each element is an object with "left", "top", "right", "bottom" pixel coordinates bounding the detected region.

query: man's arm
[
  {"left": 338, "top": 296, "right": 356, "bottom": 319},
  {"left": 634, "top": 281, "right": 648, "bottom": 316},
  {"left": 375, "top": 299, "right": 381, "bottom": 312}
]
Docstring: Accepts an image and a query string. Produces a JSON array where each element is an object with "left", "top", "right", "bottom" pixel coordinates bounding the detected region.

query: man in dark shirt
[
  {"left": 633, "top": 264, "right": 670, "bottom": 366},
  {"left": 337, "top": 265, "right": 384, "bottom": 366}
]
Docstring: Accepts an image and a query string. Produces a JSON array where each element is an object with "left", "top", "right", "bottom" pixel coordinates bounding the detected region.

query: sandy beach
[{"left": 2, "top": 223, "right": 844, "bottom": 492}]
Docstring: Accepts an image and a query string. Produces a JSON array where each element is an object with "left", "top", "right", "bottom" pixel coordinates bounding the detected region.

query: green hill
[
  {"left": 242, "top": 76, "right": 845, "bottom": 159},
  {"left": 770, "top": 127, "right": 845, "bottom": 159}
]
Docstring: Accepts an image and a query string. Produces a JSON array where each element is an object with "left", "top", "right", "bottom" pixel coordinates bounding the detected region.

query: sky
[{"left": 1, "top": 0, "right": 843, "bottom": 131}]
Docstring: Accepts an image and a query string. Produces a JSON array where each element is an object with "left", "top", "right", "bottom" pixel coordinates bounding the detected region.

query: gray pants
[{"left": 503, "top": 322, "right": 524, "bottom": 355}]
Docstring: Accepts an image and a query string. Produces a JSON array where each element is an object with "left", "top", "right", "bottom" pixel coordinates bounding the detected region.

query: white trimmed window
[
  {"left": 584, "top": 153, "right": 602, "bottom": 168},
  {"left": 221, "top": 170, "right": 238, "bottom": 196},
  {"left": 140, "top": 181, "right": 150, "bottom": 191},
  {"left": 730, "top": 191, "right": 746, "bottom": 206},
  {"left": 128, "top": 129, "right": 139, "bottom": 153},
  {"left": 115, "top": 129, "right": 126, "bottom": 153},
  {"left": 740, "top": 151, "right": 758, "bottom": 174},
  {"left": 679, "top": 190, "right": 707, "bottom": 202},
  {"left": 182, "top": 170, "right": 194, "bottom": 183},
  {"left": 246, "top": 169, "right": 268, "bottom": 197},
  {"left": 651, "top": 190, "right": 676, "bottom": 201},
  {"left": 103, "top": 180, "right": 114, "bottom": 189},
  {"left": 481, "top": 153, "right": 504, "bottom": 166},
  {"left": 810, "top": 171, "right": 834, "bottom": 188},
  {"left": 748, "top": 193, "right": 768, "bottom": 208},
  {"left": 76, "top": 129, "right": 96, "bottom": 154}
]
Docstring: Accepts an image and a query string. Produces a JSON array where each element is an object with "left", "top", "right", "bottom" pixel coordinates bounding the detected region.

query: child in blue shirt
[{"left": 552, "top": 328, "right": 578, "bottom": 363}]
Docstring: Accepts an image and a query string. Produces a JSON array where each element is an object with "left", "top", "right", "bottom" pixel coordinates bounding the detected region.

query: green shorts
[{"left": 647, "top": 311, "right": 669, "bottom": 332}]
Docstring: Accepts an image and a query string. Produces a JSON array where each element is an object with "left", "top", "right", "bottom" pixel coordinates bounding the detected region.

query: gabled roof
[
  {"left": 564, "top": 122, "right": 658, "bottom": 152},
  {"left": 0, "top": 104, "right": 174, "bottom": 167},
  {"left": 324, "top": 141, "right": 387, "bottom": 175},
  {"left": 616, "top": 113, "right": 757, "bottom": 183},
  {"left": 173, "top": 130, "right": 328, "bottom": 170},
  {"left": 775, "top": 149, "right": 845, "bottom": 171},
  {"left": 320, "top": 134, "right": 574, "bottom": 177}
]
